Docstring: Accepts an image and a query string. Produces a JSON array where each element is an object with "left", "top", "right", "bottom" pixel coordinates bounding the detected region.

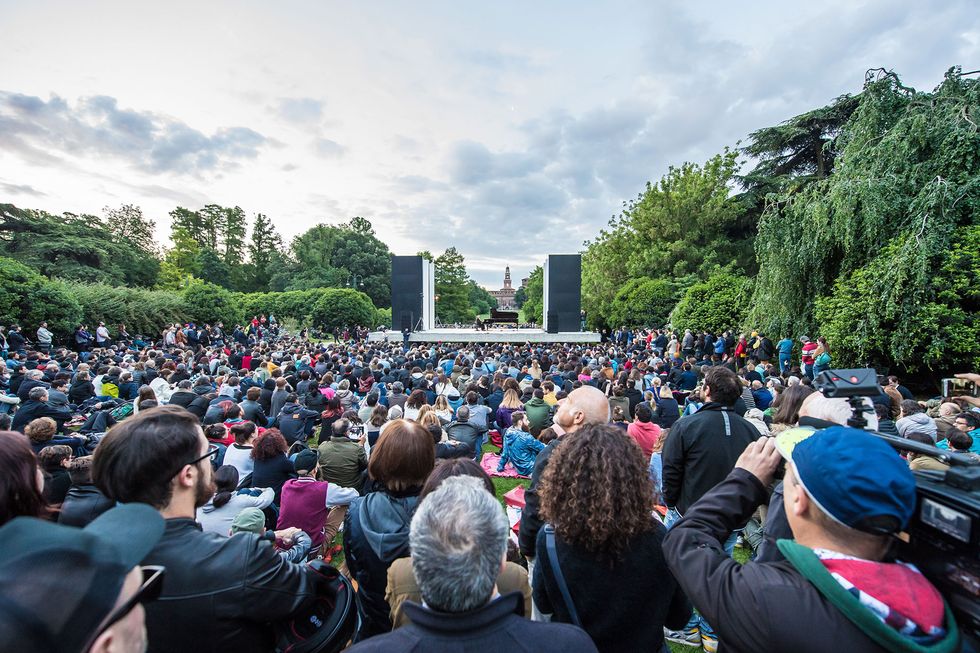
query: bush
[
  {"left": 608, "top": 277, "right": 677, "bottom": 328},
  {"left": 66, "top": 283, "right": 189, "bottom": 337},
  {"left": 309, "top": 288, "right": 376, "bottom": 332},
  {"left": 0, "top": 256, "right": 82, "bottom": 338},
  {"left": 182, "top": 281, "right": 242, "bottom": 327},
  {"left": 670, "top": 272, "right": 752, "bottom": 334}
]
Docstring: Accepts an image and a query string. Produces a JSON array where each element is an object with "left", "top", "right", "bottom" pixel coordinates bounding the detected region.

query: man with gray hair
[
  {"left": 12, "top": 385, "right": 74, "bottom": 433},
  {"left": 346, "top": 476, "right": 597, "bottom": 652}
]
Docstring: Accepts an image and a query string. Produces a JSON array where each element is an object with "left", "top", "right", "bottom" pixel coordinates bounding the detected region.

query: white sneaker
[{"left": 664, "top": 626, "right": 702, "bottom": 647}]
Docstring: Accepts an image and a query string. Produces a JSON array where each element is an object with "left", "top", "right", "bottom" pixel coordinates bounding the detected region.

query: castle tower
[{"left": 503, "top": 266, "right": 512, "bottom": 289}]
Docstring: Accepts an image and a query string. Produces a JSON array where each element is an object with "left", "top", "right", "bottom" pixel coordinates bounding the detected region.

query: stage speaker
[
  {"left": 542, "top": 254, "right": 582, "bottom": 333},
  {"left": 546, "top": 311, "right": 559, "bottom": 334},
  {"left": 391, "top": 256, "right": 423, "bottom": 332}
]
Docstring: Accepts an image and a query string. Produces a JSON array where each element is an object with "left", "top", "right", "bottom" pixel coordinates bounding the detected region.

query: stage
[{"left": 367, "top": 328, "right": 601, "bottom": 344}]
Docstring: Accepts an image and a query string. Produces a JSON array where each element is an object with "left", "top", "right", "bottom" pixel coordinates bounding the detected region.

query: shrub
[
  {"left": 181, "top": 281, "right": 242, "bottom": 327},
  {"left": 669, "top": 272, "right": 752, "bottom": 334},
  {"left": 66, "top": 282, "right": 189, "bottom": 337},
  {"left": 309, "top": 288, "right": 376, "bottom": 332},
  {"left": 608, "top": 277, "right": 677, "bottom": 328},
  {"left": 0, "top": 257, "right": 82, "bottom": 337}
]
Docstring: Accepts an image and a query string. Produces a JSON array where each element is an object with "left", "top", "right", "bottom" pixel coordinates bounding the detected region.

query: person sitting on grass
[{"left": 497, "top": 411, "right": 544, "bottom": 476}]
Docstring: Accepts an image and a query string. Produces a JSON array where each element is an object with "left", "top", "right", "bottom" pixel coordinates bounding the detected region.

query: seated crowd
[{"left": 0, "top": 320, "right": 977, "bottom": 653}]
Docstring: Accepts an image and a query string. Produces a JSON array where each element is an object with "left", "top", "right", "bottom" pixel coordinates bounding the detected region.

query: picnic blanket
[{"left": 480, "top": 453, "right": 530, "bottom": 479}]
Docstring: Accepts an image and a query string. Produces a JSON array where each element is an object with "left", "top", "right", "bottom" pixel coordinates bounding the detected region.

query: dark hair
[
  {"left": 204, "top": 424, "right": 227, "bottom": 441},
  {"left": 93, "top": 406, "right": 203, "bottom": 509},
  {"left": 67, "top": 455, "right": 95, "bottom": 485},
  {"left": 368, "top": 419, "right": 435, "bottom": 492},
  {"left": 958, "top": 412, "right": 980, "bottom": 429},
  {"left": 406, "top": 389, "right": 427, "bottom": 409},
  {"left": 539, "top": 424, "right": 654, "bottom": 562},
  {"left": 369, "top": 405, "right": 388, "bottom": 427},
  {"left": 635, "top": 404, "right": 652, "bottom": 423},
  {"left": 0, "top": 431, "right": 50, "bottom": 525},
  {"left": 901, "top": 399, "right": 922, "bottom": 416},
  {"left": 211, "top": 465, "right": 240, "bottom": 508},
  {"left": 38, "top": 445, "right": 72, "bottom": 471},
  {"left": 704, "top": 367, "right": 741, "bottom": 406},
  {"left": 873, "top": 403, "right": 891, "bottom": 420},
  {"left": 230, "top": 421, "right": 256, "bottom": 445},
  {"left": 948, "top": 429, "right": 974, "bottom": 452},
  {"left": 420, "top": 458, "right": 494, "bottom": 501},
  {"left": 251, "top": 428, "right": 288, "bottom": 461},
  {"left": 772, "top": 385, "right": 815, "bottom": 426}
]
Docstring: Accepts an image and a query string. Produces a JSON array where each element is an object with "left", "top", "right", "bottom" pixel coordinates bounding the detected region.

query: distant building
[{"left": 489, "top": 266, "right": 521, "bottom": 310}]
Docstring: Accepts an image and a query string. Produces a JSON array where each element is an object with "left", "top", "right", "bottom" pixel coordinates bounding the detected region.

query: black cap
[
  {"left": 294, "top": 448, "right": 319, "bottom": 473},
  {"left": 0, "top": 503, "right": 165, "bottom": 653}
]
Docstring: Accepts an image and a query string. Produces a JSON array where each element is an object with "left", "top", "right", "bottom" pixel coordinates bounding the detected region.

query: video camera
[{"left": 814, "top": 370, "right": 980, "bottom": 644}]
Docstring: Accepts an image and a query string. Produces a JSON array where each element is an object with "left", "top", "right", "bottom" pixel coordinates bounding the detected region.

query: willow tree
[{"left": 749, "top": 68, "right": 980, "bottom": 370}]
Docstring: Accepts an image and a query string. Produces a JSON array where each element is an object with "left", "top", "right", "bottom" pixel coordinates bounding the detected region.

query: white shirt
[{"left": 96, "top": 326, "right": 110, "bottom": 342}]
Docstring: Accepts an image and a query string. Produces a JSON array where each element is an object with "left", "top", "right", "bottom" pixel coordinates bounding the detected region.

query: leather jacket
[
  {"left": 57, "top": 483, "right": 113, "bottom": 527},
  {"left": 143, "top": 518, "right": 318, "bottom": 653}
]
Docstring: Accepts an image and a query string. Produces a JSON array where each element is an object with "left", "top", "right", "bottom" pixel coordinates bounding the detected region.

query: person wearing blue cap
[{"left": 662, "top": 426, "right": 961, "bottom": 653}]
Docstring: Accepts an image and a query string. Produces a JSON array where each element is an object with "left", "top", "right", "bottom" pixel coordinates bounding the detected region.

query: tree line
[{"left": 581, "top": 66, "right": 979, "bottom": 373}]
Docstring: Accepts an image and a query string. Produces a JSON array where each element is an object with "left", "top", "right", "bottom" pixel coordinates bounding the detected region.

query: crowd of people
[{"left": 0, "top": 319, "right": 978, "bottom": 653}]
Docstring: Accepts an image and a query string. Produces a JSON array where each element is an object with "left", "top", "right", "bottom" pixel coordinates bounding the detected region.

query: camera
[
  {"left": 942, "top": 377, "right": 980, "bottom": 399},
  {"left": 815, "top": 369, "right": 980, "bottom": 644}
]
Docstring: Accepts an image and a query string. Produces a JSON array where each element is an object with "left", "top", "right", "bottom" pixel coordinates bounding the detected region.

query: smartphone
[
  {"left": 348, "top": 424, "right": 365, "bottom": 440},
  {"left": 941, "top": 378, "right": 979, "bottom": 398}
]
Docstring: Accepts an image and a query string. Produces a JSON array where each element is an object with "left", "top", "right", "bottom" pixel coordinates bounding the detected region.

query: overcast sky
[{"left": 1, "top": 1, "right": 977, "bottom": 288}]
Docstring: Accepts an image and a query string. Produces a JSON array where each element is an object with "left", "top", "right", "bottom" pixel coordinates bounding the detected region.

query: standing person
[
  {"left": 663, "top": 429, "right": 960, "bottom": 653},
  {"left": 519, "top": 385, "right": 611, "bottom": 620},
  {"left": 343, "top": 420, "right": 435, "bottom": 641},
  {"left": 36, "top": 321, "right": 53, "bottom": 354},
  {"left": 800, "top": 336, "right": 817, "bottom": 380},
  {"left": 91, "top": 406, "right": 321, "bottom": 653},
  {"left": 812, "top": 337, "right": 832, "bottom": 377},
  {"left": 96, "top": 322, "right": 111, "bottom": 348},
  {"left": 661, "top": 366, "right": 760, "bottom": 651},
  {"left": 534, "top": 424, "right": 691, "bottom": 652},
  {"left": 776, "top": 335, "right": 794, "bottom": 375}
]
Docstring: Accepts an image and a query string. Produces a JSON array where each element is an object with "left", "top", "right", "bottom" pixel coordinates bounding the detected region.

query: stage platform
[{"left": 368, "top": 328, "right": 601, "bottom": 344}]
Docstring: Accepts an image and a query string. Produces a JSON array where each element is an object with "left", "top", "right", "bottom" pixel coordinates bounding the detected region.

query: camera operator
[{"left": 662, "top": 427, "right": 961, "bottom": 653}]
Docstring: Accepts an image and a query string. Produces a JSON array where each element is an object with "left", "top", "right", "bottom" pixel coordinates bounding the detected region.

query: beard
[{"left": 194, "top": 469, "right": 217, "bottom": 509}]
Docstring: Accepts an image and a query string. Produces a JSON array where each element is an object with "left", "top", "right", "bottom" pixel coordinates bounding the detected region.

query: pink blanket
[{"left": 480, "top": 453, "right": 530, "bottom": 479}]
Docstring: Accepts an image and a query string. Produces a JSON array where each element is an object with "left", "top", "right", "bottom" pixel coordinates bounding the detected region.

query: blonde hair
[
  {"left": 501, "top": 389, "right": 523, "bottom": 409},
  {"left": 433, "top": 395, "right": 450, "bottom": 411},
  {"left": 659, "top": 385, "right": 674, "bottom": 400}
]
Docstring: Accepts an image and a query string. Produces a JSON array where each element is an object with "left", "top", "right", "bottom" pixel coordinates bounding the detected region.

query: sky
[{"left": 1, "top": 1, "right": 978, "bottom": 289}]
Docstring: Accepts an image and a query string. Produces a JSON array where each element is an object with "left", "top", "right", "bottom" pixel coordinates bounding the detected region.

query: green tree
[
  {"left": 467, "top": 280, "right": 497, "bottom": 316},
  {"left": 102, "top": 204, "right": 161, "bottom": 286},
  {"left": 434, "top": 247, "right": 473, "bottom": 323},
  {"left": 608, "top": 277, "right": 677, "bottom": 328},
  {"left": 246, "top": 213, "right": 284, "bottom": 292},
  {"left": 749, "top": 67, "right": 980, "bottom": 374},
  {"left": 522, "top": 266, "right": 544, "bottom": 325},
  {"left": 181, "top": 281, "right": 242, "bottom": 326},
  {"left": 0, "top": 257, "right": 82, "bottom": 337},
  {"left": 670, "top": 272, "right": 752, "bottom": 334},
  {"left": 514, "top": 285, "right": 527, "bottom": 308},
  {"left": 309, "top": 288, "right": 376, "bottom": 332}
]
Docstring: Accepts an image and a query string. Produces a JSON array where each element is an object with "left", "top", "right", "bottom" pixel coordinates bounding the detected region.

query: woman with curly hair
[
  {"left": 249, "top": 428, "right": 294, "bottom": 504},
  {"left": 534, "top": 423, "right": 691, "bottom": 652}
]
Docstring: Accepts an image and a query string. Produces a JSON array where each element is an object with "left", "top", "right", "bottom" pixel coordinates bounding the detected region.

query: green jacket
[
  {"left": 523, "top": 396, "right": 553, "bottom": 432},
  {"left": 317, "top": 436, "right": 367, "bottom": 493}
]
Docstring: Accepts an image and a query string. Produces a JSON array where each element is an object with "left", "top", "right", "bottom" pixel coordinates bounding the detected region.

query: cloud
[
  {"left": 0, "top": 180, "right": 46, "bottom": 197},
  {"left": 274, "top": 97, "right": 324, "bottom": 124},
  {"left": 0, "top": 91, "right": 267, "bottom": 174},
  {"left": 313, "top": 137, "right": 346, "bottom": 158}
]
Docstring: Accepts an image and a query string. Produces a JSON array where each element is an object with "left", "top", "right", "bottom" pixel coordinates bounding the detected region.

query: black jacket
[
  {"left": 68, "top": 379, "right": 96, "bottom": 404},
  {"left": 661, "top": 402, "right": 760, "bottom": 514},
  {"left": 274, "top": 402, "right": 320, "bottom": 444},
  {"left": 18, "top": 377, "right": 49, "bottom": 402},
  {"left": 345, "top": 592, "right": 597, "bottom": 653},
  {"left": 142, "top": 518, "right": 317, "bottom": 653},
  {"left": 58, "top": 483, "right": 113, "bottom": 527},
  {"left": 518, "top": 436, "right": 562, "bottom": 558},
  {"left": 168, "top": 390, "right": 198, "bottom": 410},
  {"left": 662, "top": 469, "right": 952, "bottom": 653},
  {"left": 533, "top": 521, "right": 690, "bottom": 652},
  {"left": 11, "top": 399, "right": 72, "bottom": 433}
]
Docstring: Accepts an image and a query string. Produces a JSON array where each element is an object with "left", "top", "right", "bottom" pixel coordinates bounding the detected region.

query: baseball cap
[
  {"left": 231, "top": 507, "right": 267, "bottom": 534},
  {"left": 775, "top": 425, "right": 916, "bottom": 534},
  {"left": 294, "top": 448, "right": 319, "bottom": 473},
  {"left": 0, "top": 503, "right": 165, "bottom": 653}
]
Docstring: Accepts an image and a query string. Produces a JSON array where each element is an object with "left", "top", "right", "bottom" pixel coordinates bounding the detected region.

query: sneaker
[
  {"left": 701, "top": 631, "right": 718, "bottom": 653},
  {"left": 664, "top": 627, "right": 701, "bottom": 647}
]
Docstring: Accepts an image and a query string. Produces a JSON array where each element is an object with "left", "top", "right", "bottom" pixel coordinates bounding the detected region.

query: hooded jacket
[
  {"left": 274, "top": 402, "right": 320, "bottom": 444},
  {"left": 895, "top": 413, "right": 938, "bottom": 442},
  {"left": 523, "top": 396, "right": 553, "bottom": 432},
  {"left": 344, "top": 490, "right": 420, "bottom": 641}
]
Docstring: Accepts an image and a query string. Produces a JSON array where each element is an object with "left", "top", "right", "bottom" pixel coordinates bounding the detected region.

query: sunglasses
[{"left": 86, "top": 566, "right": 165, "bottom": 648}]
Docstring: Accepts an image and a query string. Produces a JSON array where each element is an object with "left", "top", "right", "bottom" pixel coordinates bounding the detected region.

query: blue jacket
[
  {"left": 777, "top": 338, "right": 793, "bottom": 356},
  {"left": 497, "top": 427, "right": 545, "bottom": 476}
]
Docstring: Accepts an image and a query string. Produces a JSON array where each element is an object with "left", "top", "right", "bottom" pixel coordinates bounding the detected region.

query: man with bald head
[{"left": 518, "top": 385, "right": 610, "bottom": 620}]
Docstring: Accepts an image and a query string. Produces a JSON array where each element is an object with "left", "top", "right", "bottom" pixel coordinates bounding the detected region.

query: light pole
[{"left": 346, "top": 274, "right": 365, "bottom": 289}]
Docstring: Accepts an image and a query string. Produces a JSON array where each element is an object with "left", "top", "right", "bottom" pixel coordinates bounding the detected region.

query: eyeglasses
[
  {"left": 85, "top": 566, "right": 165, "bottom": 649},
  {"left": 186, "top": 444, "right": 220, "bottom": 467}
]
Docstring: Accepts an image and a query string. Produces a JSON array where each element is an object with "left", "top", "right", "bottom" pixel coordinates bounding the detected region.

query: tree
[
  {"left": 158, "top": 226, "right": 202, "bottom": 289},
  {"left": 196, "top": 248, "right": 233, "bottom": 288},
  {"left": 467, "top": 280, "right": 497, "bottom": 316},
  {"left": 608, "top": 277, "right": 677, "bottom": 328},
  {"left": 669, "top": 272, "right": 752, "bottom": 334},
  {"left": 0, "top": 256, "right": 82, "bottom": 337},
  {"left": 103, "top": 204, "right": 161, "bottom": 286},
  {"left": 748, "top": 67, "right": 980, "bottom": 374},
  {"left": 581, "top": 150, "right": 754, "bottom": 326},
  {"left": 246, "top": 213, "right": 284, "bottom": 292},
  {"left": 434, "top": 247, "right": 472, "bottom": 323},
  {"left": 522, "top": 266, "right": 544, "bottom": 325},
  {"left": 309, "top": 288, "right": 376, "bottom": 332},
  {"left": 514, "top": 285, "right": 527, "bottom": 308}
]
